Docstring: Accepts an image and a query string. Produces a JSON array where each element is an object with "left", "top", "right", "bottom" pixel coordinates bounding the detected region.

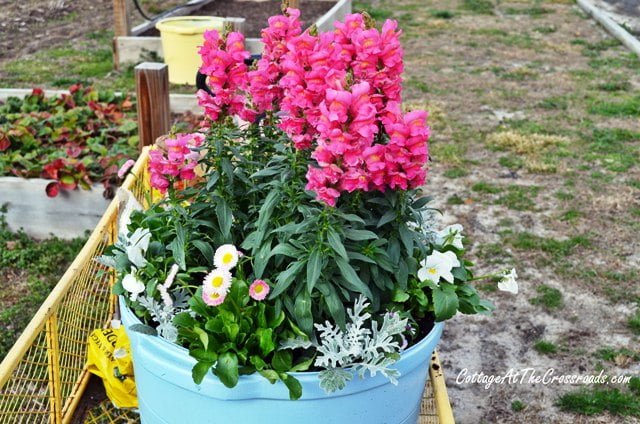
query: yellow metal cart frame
[{"left": 0, "top": 147, "right": 455, "bottom": 424}]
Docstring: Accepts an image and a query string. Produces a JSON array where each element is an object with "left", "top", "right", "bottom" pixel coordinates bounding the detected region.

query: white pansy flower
[
  {"left": 443, "top": 250, "right": 461, "bottom": 268},
  {"left": 122, "top": 268, "right": 146, "bottom": 301},
  {"left": 126, "top": 228, "right": 151, "bottom": 268},
  {"left": 417, "top": 250, "right": 460, "bottom": 284},
  {"left": 498, "top": 268, "right": 518, "bottom": 294},
  {"left": 213, "top": 244, "right": 240, "bottom": 270},
  {"left": 436, "top": 224, "right": 464, "bottom": 250}
]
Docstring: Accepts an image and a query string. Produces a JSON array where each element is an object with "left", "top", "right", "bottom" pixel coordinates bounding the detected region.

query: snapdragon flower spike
[
  {"left": 197, "top": 29, "right": 256, "bottom": 122},
  {"left": 148, "top": 133, "right": 203, "bottom": 193}
]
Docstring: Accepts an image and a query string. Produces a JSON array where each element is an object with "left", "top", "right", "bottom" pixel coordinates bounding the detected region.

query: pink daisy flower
[
  {"left": 202, "top": 286, "right": 226, "bottom": 306},
  {"left": 249, "top": 279, "right": 270, "bottom": 301}
]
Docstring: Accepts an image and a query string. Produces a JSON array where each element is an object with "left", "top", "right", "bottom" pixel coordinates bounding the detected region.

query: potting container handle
[{"left": 195, "top": 54, "right": 262, "bottom": 96}]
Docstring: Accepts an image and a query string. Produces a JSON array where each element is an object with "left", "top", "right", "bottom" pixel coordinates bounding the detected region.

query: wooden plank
[
  {"left": 577, "top": 0, "right": 640, "bottom": 58},
  {"left": 0, "top": 89, "right": 202, "bottom": 114},
  {"left": 135, "top": 63, "right": 171, "bottom": 150},
  {"left": 131, "top": 0, "right": 217, "bottom": 36},
  {"left": 316, "top": 0, "right": 352, "bottom": 33},
  {"left": 115, "top": 36, "right": 164, "bottom": 64},
  {"left": 0, "top": 177, "right": 110, "bottom": 239},
  {"left": 113, "top": 0, "right": 132, "bottom": 36}
]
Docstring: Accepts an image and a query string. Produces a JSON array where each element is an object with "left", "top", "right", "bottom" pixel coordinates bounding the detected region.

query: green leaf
[
  {"left": 317, "top": 282, "right": 346, "bottom": 330},
  {"left": 259, "top": 369, "right": 279, "bottom": 384},
  {"left": 293, "top": 290, "right": 313, "bottom": 336},
  {"left": 253, "top": 240, "right": 273, "bottom": 279},
  {"left": 193, "top": 327, "right": 209, "bottom": 350},
  {"left": 214, "top": 352, "right": 239, "bottom": 388},
  {"left": 216, "top": 198, "right": 232, "bottom": 239},
  {"left": 220, "top": 158, "right": 234, "bottom": 185},
  {"left": 168, "top": 222, "right": 186, "bottom": 270},
  {"left": 452, "top": 266, "right": 468, "bottom": 282},
  {"left": 192, "top": 361, "right": 213, "bottom": 384},
  {"left": 412, "top": 196, "right": 433, "bottom": 209},
  {"left": 391, "top": 289, "right": 410, "bottom": 302},
  {"left": 377, "top": 210, "right": 396, "bottom": 227},
  {"left": 223, "top": 322, "right": 240, "bottom": 341},
  {"left": 347, "top": 251, "right": 377, "bottom": 264},
  {"left": 256, "top": 190, "right": 280, "bottom": 232},
  {"left": 270, "top": 260, "right": 306, "bottom": 298},
  {"left": 335, "top": 257, "right": 373, "bottom": 299},
  {"left": 281, "top": 374, "right": 303, "bottom": 400},
  {"left": 190, "top": 348, "right": 218, "bottom": 363},
  {"left": 173, "top": 312, "right": 196, "bottom": 328},
  {"left": 433, "top": 283, "right": 459, "bottom": 321},
  {"left": 327, "top": 227, "right": 348, "bottom": 260},
  {"left": 338, "top": 213, "right": 366, "bottom": 224},
  {"left": 306, "top": 248, "right": 322, "bottom": 293},
  {"left": 272, "top": 350, "right": 293, "bottom": 373},
  {"left": 256, "top": 328, "right": 275, "bottom": 356},
  {"left": 344, "top": 229, "right": 378, "bottom": 241},
  {"left": 398, "top": 223, "right": 414, "bottom": 255},
  {"left": 192, "top": 240, "right": 214, "bottom": 266},
  {"left": 128, "top": 324, "right": 157, "bottom": 336},
  {"left": 251, "top": 167, "right": 282, "bottom": 178},
  {"left": 250, "top": 355, "right": 268, "bottom": 371},
  {"left": 290, "top": 356, "right": 315, "bottom": 372},
  {"left": 269, "top": 243, "right": 301, "bottom": 259}
]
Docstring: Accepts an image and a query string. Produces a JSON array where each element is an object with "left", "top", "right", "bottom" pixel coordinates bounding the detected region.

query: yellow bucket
[{"left": 156, "top": 16, "right": 225, "bottom": 85}]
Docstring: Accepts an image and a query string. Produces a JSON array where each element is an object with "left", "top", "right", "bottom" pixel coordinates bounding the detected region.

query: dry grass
[{"left": 487, "top": 130, "right": 570, "bottom": 154}]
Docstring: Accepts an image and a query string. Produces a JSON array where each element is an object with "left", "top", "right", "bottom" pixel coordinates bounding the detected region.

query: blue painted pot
[{"left": 120, "top": 297, "right": 443, "bottom": 424}]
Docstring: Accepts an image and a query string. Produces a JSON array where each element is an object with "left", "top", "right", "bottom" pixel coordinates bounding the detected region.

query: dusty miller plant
[
  {"left": 283, "top": 296, "right": 407, "bottom": 393},
  {"left": 134, "top": 289, "right": 190, "bottom": 343}
]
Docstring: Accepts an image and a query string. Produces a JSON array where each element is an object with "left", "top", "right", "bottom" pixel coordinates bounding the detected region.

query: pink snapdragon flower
[
  {"left": 198, "top": 29, "right": 255, "bottom": 122},
  {"left": 148, "top": 133, "right": 203, "bottom": 194},
  {"left": 117, "top": 159, "right": 135, "bottom": 178}
]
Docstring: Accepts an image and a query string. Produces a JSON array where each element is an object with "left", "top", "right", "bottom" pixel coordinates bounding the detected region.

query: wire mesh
[{"left": 0, "top": 147, "right": 453, "bottom": 424}]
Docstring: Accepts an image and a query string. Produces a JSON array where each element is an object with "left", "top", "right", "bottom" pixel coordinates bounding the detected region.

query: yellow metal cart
[{"left": 0, "top": 147, "right": 455, "bottom": 424}]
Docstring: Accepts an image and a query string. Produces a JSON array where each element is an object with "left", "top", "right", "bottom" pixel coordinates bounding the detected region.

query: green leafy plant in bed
[{"left": 0, "top": 85, "right": 139, "bottom": 197}]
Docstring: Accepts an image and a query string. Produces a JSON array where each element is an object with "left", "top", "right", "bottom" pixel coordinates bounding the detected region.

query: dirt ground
[
  {"left": 0, "top": 0, "right": 334, "bottom": 68},
  {"left": 1, "top": 0, "right": 639, "bottom": 422}
]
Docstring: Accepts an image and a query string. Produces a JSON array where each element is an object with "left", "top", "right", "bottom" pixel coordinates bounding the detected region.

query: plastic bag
[{"left": 86, "top": 320, "right": 138, "bottom": 408}]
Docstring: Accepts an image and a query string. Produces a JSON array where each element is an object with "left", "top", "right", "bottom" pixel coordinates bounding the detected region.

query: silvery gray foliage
[
  {"left": 137, "top": 288, "right": 189, "bottom": 343},
  {"left": 312, "top": 295, "right": 408, "bottom": 394}
]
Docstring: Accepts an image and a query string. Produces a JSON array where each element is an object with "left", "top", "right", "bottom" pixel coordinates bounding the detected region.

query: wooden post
[
  {"left": 135, "top": 63, "right": 171, "bottom": 152},
  {"left": 113, "top": 0, "right": 131, "bottom": 37},
  {"left": 289, "top": 0, "right": 300, "bottom": 10}
]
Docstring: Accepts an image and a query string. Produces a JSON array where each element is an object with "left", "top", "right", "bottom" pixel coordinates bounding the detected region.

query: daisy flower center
[
  {"left": 222, "top": 253, "right": 234, "bottom": 264},
  {"left": 212, "top": 276, "right": 224, "bottom": 287},
  {"left": 428, "top": 268, "right": 437, "bottom": 274},
  {"left": 254, "top": 285, "right": 264, "bottom": 294}
]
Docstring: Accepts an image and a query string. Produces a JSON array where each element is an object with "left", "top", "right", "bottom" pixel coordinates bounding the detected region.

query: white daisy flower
[
  {"left": 498, "top": 268, "right": 518, "bottom": 294},
  {"left": 213, "top": 244, "right": 240, "bottom": 270},
  {"left": 203, "top": 268, "right": 232, "bottom": 295}
]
